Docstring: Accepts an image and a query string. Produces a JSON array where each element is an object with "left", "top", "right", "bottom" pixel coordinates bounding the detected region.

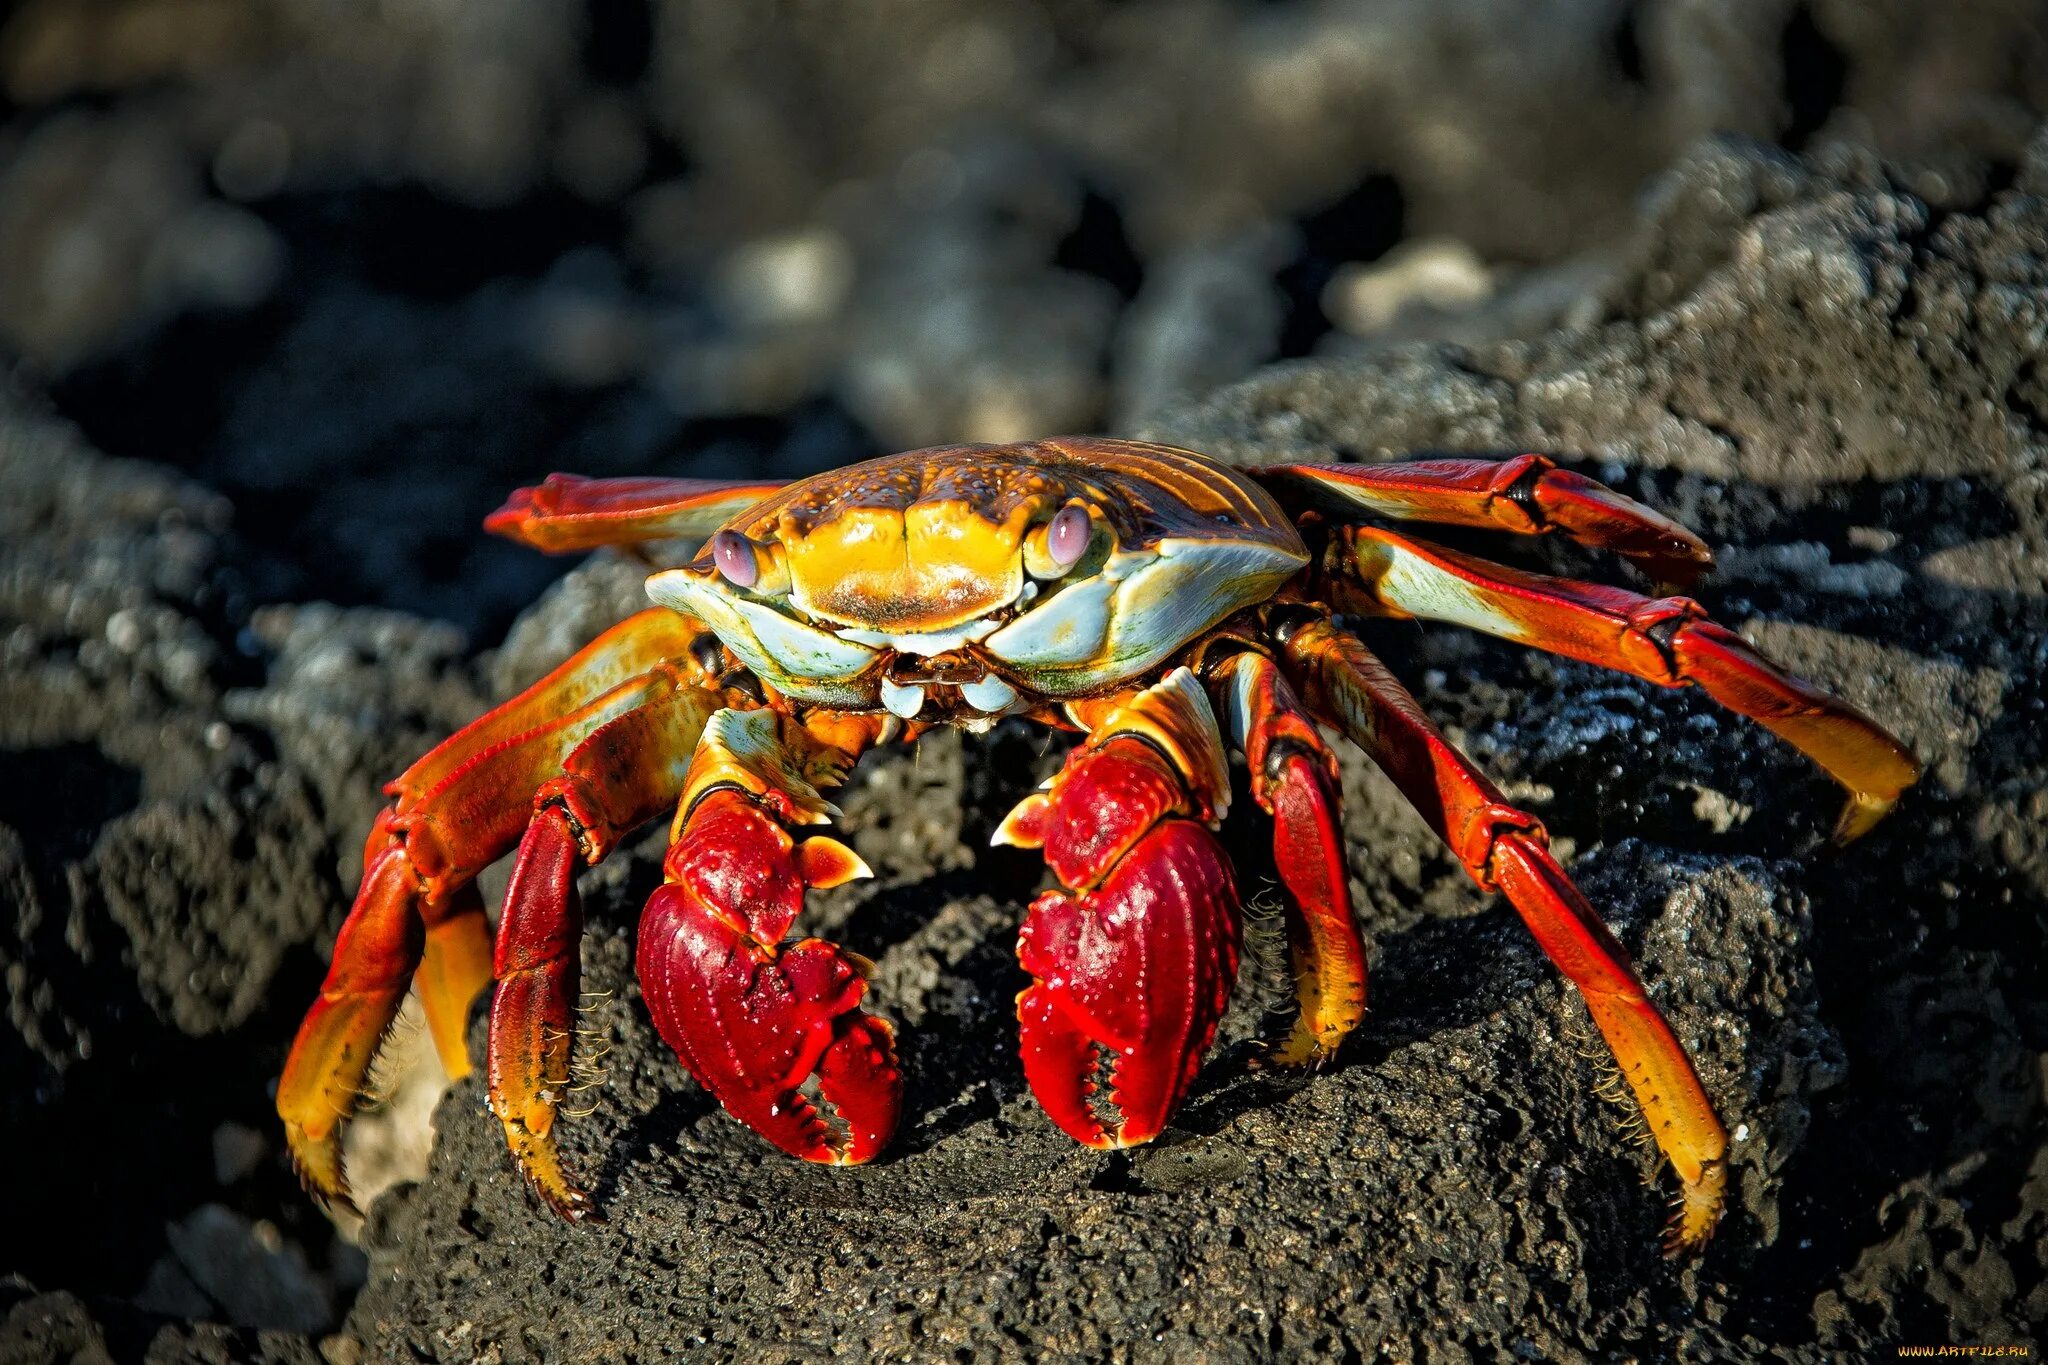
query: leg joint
[
  {"left": 1621, "top": 596, "right": 1706, "bottom": 682},
  {"left": 530, "top": 779, "right": 604, "bottom": 862},
  {"left": 1463, "top": 805, "right": 1549, "bottom": 889},
  {"left": 1496, "top": 453, "right": 1557, "bottom": 530}
]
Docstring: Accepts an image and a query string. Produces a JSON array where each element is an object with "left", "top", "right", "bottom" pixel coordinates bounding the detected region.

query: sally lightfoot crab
[{"left": 278, "top": 438, "right": 1919, "bottom": 1252}]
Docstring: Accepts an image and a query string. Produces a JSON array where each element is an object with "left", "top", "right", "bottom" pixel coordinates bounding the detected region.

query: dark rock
[
  {"left": 0, "top": 390, "right": 484, "bottom": 1347},
  {"left": 162, "top": 1205, "right": 332, "bottom": 1334},
  {"left": 0, "top": 1289, "right": 114, "bottom": 1365}
]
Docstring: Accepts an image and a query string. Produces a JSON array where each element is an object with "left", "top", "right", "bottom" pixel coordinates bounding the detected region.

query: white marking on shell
[
  {"left": 1373, "top": 546, "right": 1530, "bottom": 640},
  {"left": 879, "top": 678, "right": 926, "bottom": 719},
  {"left": 980, "top": 568, "right": 1120, "bottom": 666},
  {"left": 958, "top": 674, "right": 1018, "bottom": 714},
  {"left": 737, "top": 597, "right": 882, "bottom": 676},
  {"left": 647, "top": 569, "right": 877, "bottom": 701},
  {"left": 983, "top": 538, "right": 1305, "bottom": 688},
  {"left": 837, "top": 619, "right": 1001, "bottom": 656},
  {"left": 1215, "top": 652, "right": 1261, "bottom": 754}
]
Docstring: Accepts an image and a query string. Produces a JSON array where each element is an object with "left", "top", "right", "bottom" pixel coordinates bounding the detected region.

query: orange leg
[
  {"left": 1259, "top": 455, "right": 1715, "bottom": 586},
  {"left": 1323, "top": 525, "right": 1920, "bottom": 842},
  {"left": 485, "top": 472, "right": 786, "bottom": 553},
  {"left": 277, "top": 608, "right": 729, "bottom": 1211},
  {"left": 417, "top": 883, "right": 492, "bottom": 1079},
  {"left": 995, "top": 669, "right": 1242, "bottom": 1147},
  {"left": 1210, "top": 650, "right": 1368, "bottom": 1067},
  {"left": 1282, "top": 618, "right": 1728, "bottom": 1252}
]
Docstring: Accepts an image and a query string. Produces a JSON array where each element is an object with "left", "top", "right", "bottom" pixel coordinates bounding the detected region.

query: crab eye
[
  {"left": 1047, "top": 506, "right": 1091, "bottom": 570},
  {"left": 711, "top": 530, "right": 759, "bottom": 588}
]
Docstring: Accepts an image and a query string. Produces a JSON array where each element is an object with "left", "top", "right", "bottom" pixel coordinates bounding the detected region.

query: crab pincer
[
  {"left": 638, "top": 722, "right": 902, "bottom": 1163},
  {"left": 1000, "top": 671, "right": 1242, "bottom": 1147}
]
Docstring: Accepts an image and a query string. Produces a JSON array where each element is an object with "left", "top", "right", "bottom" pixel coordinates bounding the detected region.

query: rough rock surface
[
  {"left": 0, "top": 389, "right": 489, "bottom": 1359},
  {"left": 1, "top": 2, "right": 2044, "bottom": 1353},
  {"left": 320, "top": 137, "right": 2047, "bottom": 1359}
]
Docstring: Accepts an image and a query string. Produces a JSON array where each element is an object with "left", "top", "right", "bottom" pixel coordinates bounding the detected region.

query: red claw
[
  {"left": 638, "top": 790, "right": 899, "bottom": 1163},
  {"left": 1010, "top": 738, "right": 1240, "bottom": 1148}
]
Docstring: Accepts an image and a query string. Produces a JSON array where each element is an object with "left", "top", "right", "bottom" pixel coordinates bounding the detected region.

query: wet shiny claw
[
  {"left": 1015, "top": 818, "right": 1239, "bottom": 1148},
  {"left": 639, "top": 887, "right": 901, "bottom": 1162},
  {"left": 638, "top": 784, "right": 897, "bottom": 1162}
]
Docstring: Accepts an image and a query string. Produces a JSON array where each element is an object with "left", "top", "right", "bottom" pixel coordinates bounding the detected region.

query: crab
[{"left": 278, "top": 437, "right": 1919, "bottom": 1252}]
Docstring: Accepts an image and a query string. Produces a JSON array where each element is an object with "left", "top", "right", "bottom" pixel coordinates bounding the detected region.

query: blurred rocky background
[{"left": 0, "top": 1, "right": 2044, "bottom": 1360}]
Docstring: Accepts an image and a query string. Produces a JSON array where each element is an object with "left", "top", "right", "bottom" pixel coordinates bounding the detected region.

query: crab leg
[
  {"left": 277, "top": 609, "right": 725, "bottom": 1210},
  {"left": 277, "top": 814, "right": 441, "bottom": 1205},
  {"left": 1281, "top": 617, "right": 1727, "bottom": 1252},
  {"left": 417, "top": 882, "right": 492, "bottom": 1078},
  {"left": 486, "top": 472, "right": 786, "bottom": 554},
  {"left": 1210, "top": 651, "right": 1368, "bottom": 1067},
  {"left": 1260, "top": 456, "right": 1715, "bottom": 587},
  {"left": 636, "top": 708, "right": 902, "bottom": 1164},
  {"left": 994, "top": 669, "right": 1243, "bottom": 1147},
  {"left": 485, "top": 677, "right": 727, "bottom": 1217},
  {"left": 1321, "top": 525, "right": 1920, "bottom": 842}
]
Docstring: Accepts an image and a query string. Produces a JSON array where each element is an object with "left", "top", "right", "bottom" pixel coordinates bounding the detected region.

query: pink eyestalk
[
  {"left": 711, "top": 530, "right": 759, "bottom": 588},
  {"left": 1047, "top": 505, "right": 1091, "bottom": 571}
]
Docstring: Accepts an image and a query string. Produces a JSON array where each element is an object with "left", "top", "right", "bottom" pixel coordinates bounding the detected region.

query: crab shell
[{"left": 645, "top": 440, "right": 1308, "bottom": 719}]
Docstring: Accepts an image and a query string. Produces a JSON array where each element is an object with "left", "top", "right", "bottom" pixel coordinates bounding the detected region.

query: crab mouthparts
[
  {"left": 876, "top": 668, "right": 1020, "bottom": 720},
  {"left": 835, "top": 620, "right": 1023, "bottom": 720}
]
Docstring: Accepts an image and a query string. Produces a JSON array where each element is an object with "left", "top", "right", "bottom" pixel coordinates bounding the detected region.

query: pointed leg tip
[
  {"left": 1644, "top": 548, "right": 1714, "bottom": 595},
  {"left": 794, "top": 835, "right": 872, "bottom": 888},
  {"left": 1830, "top": 791, "right": 1896, "bottom": 845},
  {"left": 1661, "top": 1158, "right": 1727, "bottom": 1257},
  {"left": 503, "top": 1111, "right": 600, "bottom": 1221},
  {"left": 520, "top": 1151, "right": 597, "bottom": 1222},
  {"left": 1061, "top": 1123, "right": 1117, "bottom": 1150},
  {"left": 285, "top": 1126, "right": 360, "bottom": 1218},
  {"left": 533, "top": 1178, "right": 598, "bottom": 1222},
  {"left": 818, "top": 1140, "right": 885, "bottom": 1167},
  {"left": 1260, "top": 1016, "right": 1351, "bottom": 1070},
  {"left": 991, "top": 793, "right": 1051, "bottom": 849},
  {"left": 798, "top": 1149, "right": 852, "bottom": 1167}
]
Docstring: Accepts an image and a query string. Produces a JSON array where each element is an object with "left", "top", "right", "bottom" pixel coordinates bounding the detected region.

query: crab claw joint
[
  {"left": 1010, "top": 736, "right": 1241, "bottom": 1148},
  {"left": 637, "top": 790, "right": 899, "bottom": 1163}
]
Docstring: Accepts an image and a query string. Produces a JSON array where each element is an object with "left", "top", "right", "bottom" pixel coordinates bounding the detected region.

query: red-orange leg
[
  {"left": 1259, "top": 455, "right": 1715, "bottom": 587},
  {"left": 636, "top": 708, "right": 902, "bottom": 1164},
  {"left": 485, "top": 472, "right": 787, "bottom": 554},
  {"left": 1323, "top": 525, "right": 1921, "bottom": 843},
  {"left": 1210, "top": 650, "right": 1367, "bottom": 1067},
  {"left": 277, "top": 608, "right": 726, "bottom": 1211},
  {"left": 994, "top": 669, "right": 1242, "bottom": 1147},
  {"left": 277, "top": 811, "right": 433, "bottom": 1205},
  {"left": 483, "top": 675, "right": 727, "bottom": 1217},
  {"left": 1283, "top": 618, "right": 1727, "bottom": 1252}
]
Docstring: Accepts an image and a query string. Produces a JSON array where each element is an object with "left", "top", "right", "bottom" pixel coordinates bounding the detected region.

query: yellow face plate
[{"left": 782, "top": 495, "right": 1043, "bottom": 632}]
